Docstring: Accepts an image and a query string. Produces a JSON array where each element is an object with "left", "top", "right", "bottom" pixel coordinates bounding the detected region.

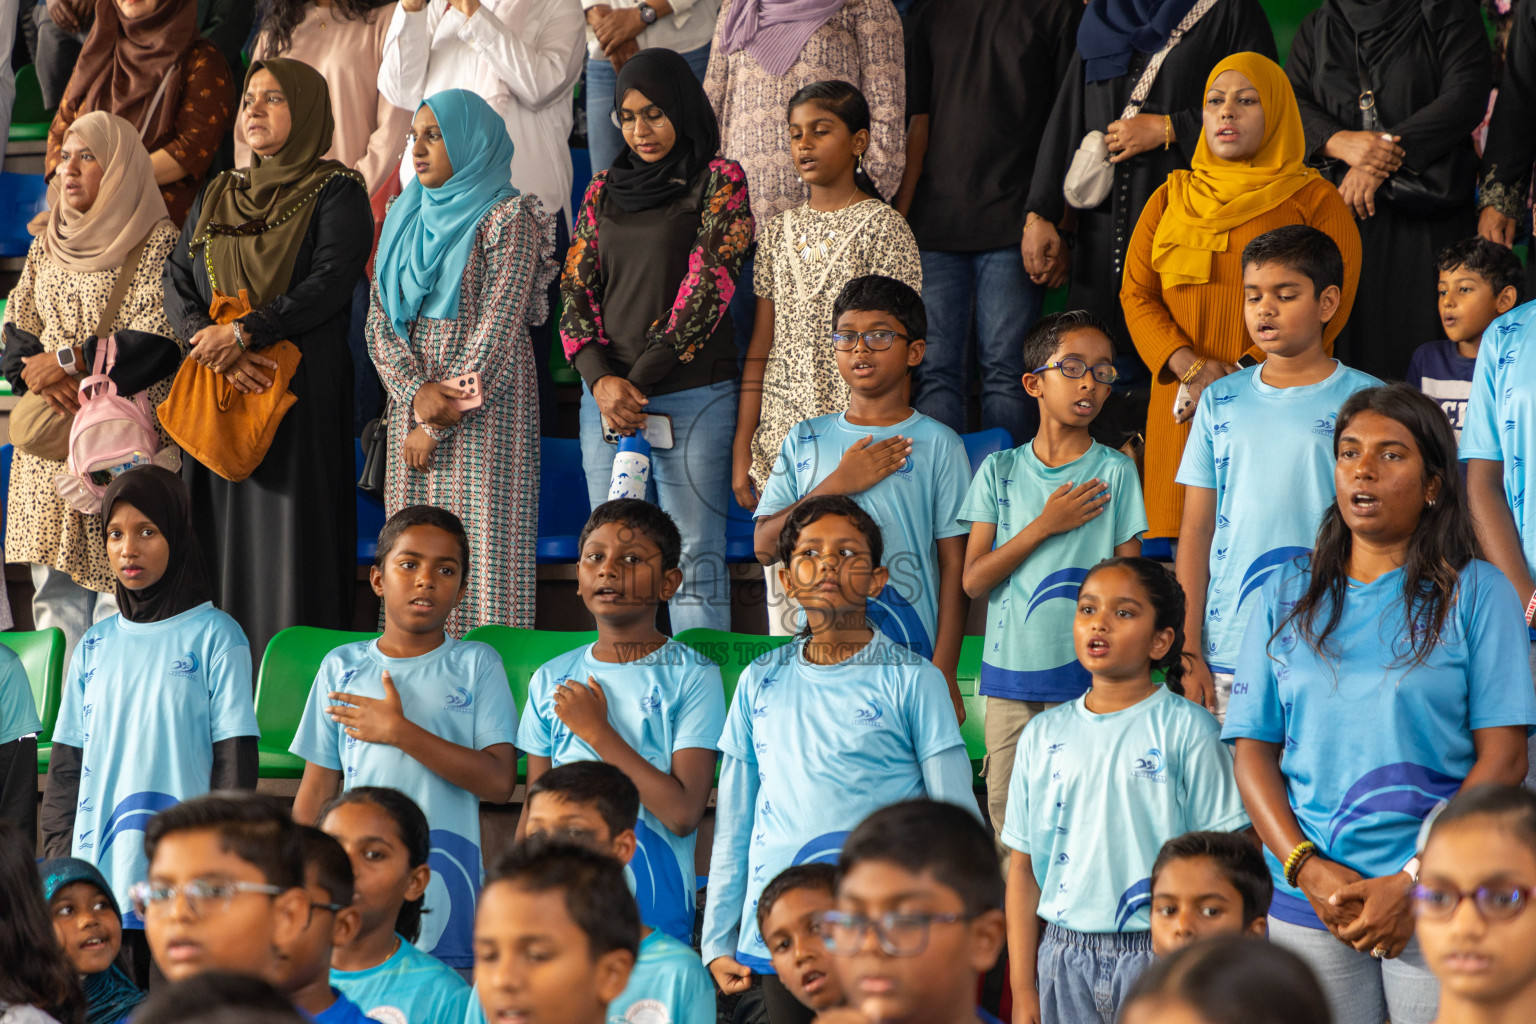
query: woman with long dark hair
[
  {"left": 0, "top": 821, "right": 85, "bottom": 1024},
  {"left": 1224, "top": 384, "right": 1536, "bottom": 1024}
]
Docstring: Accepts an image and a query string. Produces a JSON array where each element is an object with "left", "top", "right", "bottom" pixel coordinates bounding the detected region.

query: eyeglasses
[
  {"left": 1413, "top": 882, "right": 1536, "bottom": 921},
  {"left": 1031, "top": 357, "right": 1119, "bottom": 384},
  {"left": 613, "top": 108, "right": 670, "bottom": 130},
  {"left": 129, "top": 880, "right": 285, "bottom": 920},
  {"left": 814, "top": 910, "right": 970, "bottom": 957},
  {"left": 406, "top": 129, "right": 444, "bottom": 147},
  {"left": 528, "top": 826, "right": 600, "bottom": 848},
  {"left": 830, "top": 330, "right": 908, "bottom": 351}
]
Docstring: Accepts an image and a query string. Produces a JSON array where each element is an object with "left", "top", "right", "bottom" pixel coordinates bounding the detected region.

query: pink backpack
[{"left": 53, "top": 335, "right": 178, "bottom": 514}]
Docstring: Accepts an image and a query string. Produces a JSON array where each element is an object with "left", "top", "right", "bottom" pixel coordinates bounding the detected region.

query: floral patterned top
[
  {"left": 561, "top": 157, "right": 753, "bottom": 396},
  {"left": 747, "top": 198, "right": 921, "bottom": 488},
  {"left": 47, "top": 40, "right": 235, "bottom": 228}
]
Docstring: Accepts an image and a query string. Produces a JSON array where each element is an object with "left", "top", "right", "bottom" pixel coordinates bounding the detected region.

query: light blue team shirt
[
  {"left": 755, "top": 411, "right": 971, "bottom": 658},
  {"left": 50, "top": 602, "right": 258, "bottom": 927},
  {"left": 608, "top": 929, "right": 716, "bottom": 1024},
  {"left": 1001, "top": 686, "right": 1247, "bottom": 934},
  {"left": 1461, "top": 303, "right": 1536, "bottom": 632},
  {"left": 518, "top": 640, "right": 726, "bottom": 945},
  {"left": 701, "top": 630, "right": 971, "bottom": 970},
  {"left": 1175, "top": 362, "right": 1381, "bottom": 672},
  {"left": 290, "top": 636, "right": 517, "bottom": 968},
  {"left": 1224, "top": 558, "right": 1536, "bottom": 928},
  {"left": 958, "top": 442, "right": 1147, "bottom": 702},
  {"left": 331, "top": 934, "right": 472, "bottom": 1024},
  {"left": 0, "top": 645, "right": 40, "bottom": 746}
]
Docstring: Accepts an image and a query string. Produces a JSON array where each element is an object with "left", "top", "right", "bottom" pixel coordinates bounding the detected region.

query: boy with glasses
[
  {"left": 1174, "top": 226, "right": 1379, "bottom": 721},
  {"left": 753, "top": 275, "right": 972, "bottom": 716},
  {"left": 821, "top": 800, "right": 1007, "bottom": 1024},
  {"left": 958, "top": 309, "right": 1146, "bottom": 852},
  {"left": 279, "top": 827, "right": 371, "bottom": 1023}
]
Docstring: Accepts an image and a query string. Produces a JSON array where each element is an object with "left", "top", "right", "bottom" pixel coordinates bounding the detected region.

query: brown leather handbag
[{"left": 156, "top": 289, "right": 302, "bottom": 482}]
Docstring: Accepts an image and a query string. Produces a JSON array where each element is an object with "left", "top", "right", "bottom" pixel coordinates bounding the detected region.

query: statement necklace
[{"left": 795, "top": 184, "right": 862, "bottom": 264}]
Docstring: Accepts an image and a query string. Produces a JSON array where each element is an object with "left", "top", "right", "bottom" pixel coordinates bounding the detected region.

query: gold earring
[{"left": 856, "top": 152, "right": 865, "bottom": 173}]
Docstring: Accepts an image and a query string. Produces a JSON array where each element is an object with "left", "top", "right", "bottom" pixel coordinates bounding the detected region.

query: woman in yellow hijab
[{"left": 1121, "top": 51, "right": 1360, "bottom": 540}]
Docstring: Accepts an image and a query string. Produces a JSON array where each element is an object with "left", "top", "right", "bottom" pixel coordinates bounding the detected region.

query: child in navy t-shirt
[{"left": 1407, "top": 237, "right": 1520, "bottom": 442}]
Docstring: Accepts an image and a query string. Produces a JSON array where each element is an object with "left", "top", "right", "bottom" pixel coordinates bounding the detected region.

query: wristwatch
[
  {"left": 637, "top": 2, "right": 657, "bottom": 23},
  {"left": 55, "top": 346, "right": 77, "bottom": 373}
]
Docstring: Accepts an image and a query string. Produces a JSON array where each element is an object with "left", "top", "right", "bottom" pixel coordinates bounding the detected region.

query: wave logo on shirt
[
  {"left": 1211, "top": 421, "right": 1230, "bottom": 435},
  {"left": 1214, "top": 547, "right": 1229, "bottom": 561},
  {"left": 613, "top": 999, "right": 673, "bottom": 1024},
  {"left": 1131, "top": 748, "right": 1167, "bottom": 783},
  {"left": 422, "top": 829, "right": 483, "bottom": 965},
  {"left": 443, "top": 687, "right": 474, "bottom": 713},
  {"left": 1047, "top": 742, "right": 1066, "bottom": 755},
  {"left": 1499, "top": 349, "right": 1519, "bottom": 368},
  {"left": 1024, "top": 568, "right": 1089, "bottom": 623},
  {"left": 77, "top": 829, "right": 94, "bottom": 851},
  {"left": 640, "top": 692, "right": 663, "bottom": 714},
  {"left": 793, "top": 831, "right": 851, "bottom": 868},
  {"left": 80, "top": 668, "right": 96, "bottom": 687},
  {"left": 100, "top": 791, "right": 180, "bottom": 856},
  {"left": 1115, "top": 877, "right": 1153, "bottom": 930},
  {"left": 1213, "top": 393, "right": 1237, "bottom": 406},
  {"left": 1312, "top": 412, "right": 1339, "bottom": 438},
  {"left": 796, "top": 457, "right": 814, "bottom": 473},
  {"left": 865, "top": 585, "right": 932, "bottom": 659},
  {"left": 170, "top": 652, "right": 200, "bottom": 678},
  {"left": 1237, "top": 548, "right": 1310, "bottom": 617},
  {"left": 1324, "top": 762, "right": 1460, "bottom": 846},
  {"left": 796, "top": 429, "right": 822, "bottom": 445},
  {"left": 895, "top": 455, "right": 915, "bottom": 476},
  {"left": 81, "top": 636, "right": 104, "bottom": 652},
  {"left": 852, "top": 701, "right": 885, "bottom": 727},
  {"left": 1213, "top": 456, "right": 1231, "bottom": 473}
]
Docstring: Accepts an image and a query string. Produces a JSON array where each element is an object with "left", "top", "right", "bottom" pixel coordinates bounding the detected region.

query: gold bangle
[
  {"left": 1164, "top": 115, "right": 1172, "bottom": 151},
  {"left": 1178, "top": 355, "right": 1207, "bottom": 386}
]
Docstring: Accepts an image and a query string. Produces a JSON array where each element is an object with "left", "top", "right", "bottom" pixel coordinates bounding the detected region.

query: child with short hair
[
  {"left": 279, "top": 827, "right": 369, "bottom": 1023},
  {"left": 1175, "top": 225, "right": 1380, "bottom": 720},
  {"left": 753, "top": 274, "right": 970, "bottom": 709},
  {"left": 1409, "top": 237, "right": 1521, "bottom": 441},
  {"left": 40, "top": 856, "right": 145, "bottom": 1024},
  {"left": 517, "top": 498, "right": 725, "bottom": 945},
  {"left": 960, "top": 309, "right": 1146, "bottom": 848},
  {"left": 290, "top": 505, "right": 518, "bottom": 970},
  {"left": 1004, "top": 557, "right": 1249, "bottom": 1024},
  {"left": 522, "top": 762, "right": 714, "bottom": 1024},
  {"left": 1149, "top": 832, "right": 1271, "bottom": 956},
  {"left": 40, "top": 466, "right": 261, "bottom": 976},
  {"left": 703, "top": 495, "right": 977, "bottom": 1015},
  {"left": 757, "top": 864, "right": 845, "bottom": 1014},
  {"left": 320, "top": 788, "right": 473, "bottom": 1024},
  {"left": 138, "top": 792, "right": 311, "bottom": 985},
  {"left": 473, "top": 839, "right": 639, "bottom": 1024},
  {"left": 824, "top": 800, "right": 1007, "bottom": 1024}
]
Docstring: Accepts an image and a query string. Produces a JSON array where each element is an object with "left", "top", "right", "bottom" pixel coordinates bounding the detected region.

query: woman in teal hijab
[{"left": 366, "top": 88, "right": 558, "bottom": 634}]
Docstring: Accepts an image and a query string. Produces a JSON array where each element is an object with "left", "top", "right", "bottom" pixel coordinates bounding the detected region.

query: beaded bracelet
[
  {"left": 1283, "top": 840, "right": 1318, "bottom": 888},
  {"left": 1178, "top": 355, "right": 1208, "bottom": 386}
]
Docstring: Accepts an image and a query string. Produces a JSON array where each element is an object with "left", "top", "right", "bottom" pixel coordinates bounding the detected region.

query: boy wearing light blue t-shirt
[
  {"left": 959, "top": 310, "right": 1146, "bottom": 845},
  {"left": 290, "top": 507, "right": 519, "bottom": 970},
  {"left": 1175, "top": 226, "right": 1380, "bottom": 722},
  {"left": 517, "top": 500, "right": 725, "bottom": 945},
  {"left": 754, "top": 276, "right": 970, "bottom": 715},
  {"left": 705, "top": 495, "right": 978, "bottom": 1006},
  {"left": 1462, "top": 298, "right": 1536, "bottom": 783},
  {"left": 0, "top": 645, "right": 41, "bottom": 833}
]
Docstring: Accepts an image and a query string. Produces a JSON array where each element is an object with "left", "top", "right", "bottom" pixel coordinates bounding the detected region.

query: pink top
[{"left": 241, "top": 2, "right": 414, "bottom": 196}]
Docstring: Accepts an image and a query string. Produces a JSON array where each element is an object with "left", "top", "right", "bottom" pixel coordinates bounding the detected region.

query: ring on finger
[{"left": 1371, "top": 946, "right": 1388, "bottom": 959}]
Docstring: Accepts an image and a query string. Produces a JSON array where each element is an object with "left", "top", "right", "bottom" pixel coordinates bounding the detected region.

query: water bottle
[{"left": 608, "top": 432, "right": 652, "bottom": 501}]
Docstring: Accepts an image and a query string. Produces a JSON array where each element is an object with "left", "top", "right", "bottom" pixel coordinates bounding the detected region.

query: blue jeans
[
  {"left": 912, "top": 246, "right": 1042, "bottom": 445},
  {"left": 1268, "top": 917, "right": 1438, "bottom": 1024},
  {"left": 585, "top": 43, "right": 712, "bottom": 176},
  {"left": 579, "top": 380, "right": 736, "bottom": 633},
  {"left": 1037, "top": 923, "right": 1153, "bottom": 1024}
]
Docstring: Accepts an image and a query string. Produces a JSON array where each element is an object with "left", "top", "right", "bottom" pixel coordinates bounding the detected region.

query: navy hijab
[{"left": 1078, "top": 0, "right": 1201, "bottom": 84}]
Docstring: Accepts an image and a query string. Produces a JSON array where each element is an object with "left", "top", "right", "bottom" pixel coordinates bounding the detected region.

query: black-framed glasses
[
  {"left": 830, "top": 330, "right": 908, "bottom": 352},
  {"left": 613, "top": 107, "right": 670, "bottom": 130},
  {"left": 1413, "top": 882, "right": 1536, "bottom": 921},
  {"left": 1031, "top": 357, "right": 1118, "bottom": 384},
  {"left": 814, "top": 910, "right": 969, "bottom": 957},
  {"left": 129, "top": 880, "right": 285, "bottom": 920}
]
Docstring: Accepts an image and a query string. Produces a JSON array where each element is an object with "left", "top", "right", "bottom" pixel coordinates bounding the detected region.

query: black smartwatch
[{"left": 637, "top": 2, "right": 657, "bottom": 23}]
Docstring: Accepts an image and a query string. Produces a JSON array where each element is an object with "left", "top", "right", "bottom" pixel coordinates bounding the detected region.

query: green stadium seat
[
  {"left": 958, "top": 635, "right": 986, "bottom": 783},
  {"left": 462, "top": 624, "right": 599, "bottom": 782},
  {"left": 0, "top": 629, "right": 66, "bottom": 773},
  {"left": 254, "top": 626, "right": 378, "bottom": 779},
  {"left": 672, "top": 628, "right": 792, "bottom": 710},
  {"left": 8, "top": 65, "right": 54, "bottom": 142}
]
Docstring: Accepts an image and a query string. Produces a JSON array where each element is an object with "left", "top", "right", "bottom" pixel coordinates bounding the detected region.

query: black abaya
[
  {"left": 1478, "top": 0, "right": 1536, "bottom": 289},
  {"left": 162, "top": 174, "right": 372, "bottom": 659},
  {"left": 1286, "top": 0, "right": 1491, "bottom": 382},
  {"left": 1025, "top": 0, "right": 1276, "bottom": 357}
]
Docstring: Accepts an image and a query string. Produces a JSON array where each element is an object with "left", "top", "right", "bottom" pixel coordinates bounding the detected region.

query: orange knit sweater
[{"left": 1121, "top": 176, "right": 1361, "bottom": 539}]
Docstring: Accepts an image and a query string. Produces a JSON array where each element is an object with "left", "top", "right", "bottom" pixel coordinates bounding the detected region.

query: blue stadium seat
[
  {"left": 725, "top": 491, "right": 758, "bottom": 563},
  {"left": 1141, "top": 537, "right": 1173, "bottom": 561},
  {"left": 353, "top": 440, "right": 386, "bottom": 565},
  {"left": 0, "top": 173, "right": 48, "bottom": 258},
  {"left": 538, "top": 436, "right": 591, "bottom": 563},
  {"left": 960, "top": 428, "right": 1012, "bottom": 475}
]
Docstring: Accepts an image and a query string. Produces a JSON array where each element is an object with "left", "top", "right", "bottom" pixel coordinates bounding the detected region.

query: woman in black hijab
[{"left": 559, "top": 48, "right": 755, "bottom": 635}]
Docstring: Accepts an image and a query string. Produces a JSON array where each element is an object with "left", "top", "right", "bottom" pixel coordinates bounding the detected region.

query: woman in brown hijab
[
  {"left": 46, "top": 0, "right": 236, "bottom": 226},
  {"left": 163, "top": 58, "right": 373, "bottom": 659}
]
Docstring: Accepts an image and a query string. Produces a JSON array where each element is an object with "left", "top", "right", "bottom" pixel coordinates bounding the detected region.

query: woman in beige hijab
[{"left": 1, "top": 111, "right": 184, "bottom": 659}]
